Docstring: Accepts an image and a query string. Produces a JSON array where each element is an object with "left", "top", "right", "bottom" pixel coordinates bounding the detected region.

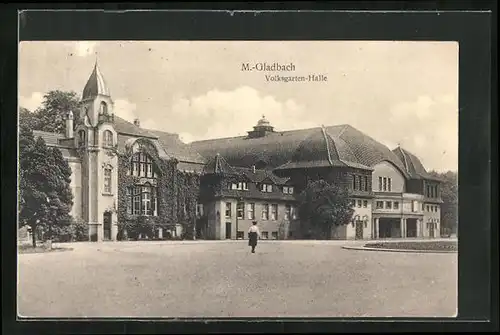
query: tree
[
  {"left": 31, "top": 90, "right": 81, "bottom": 134},
  {"left": 428, "top": 170, "right": 458, "bottom": 236},
  {"left": 19, "top": 107, "right": 39, "bottom": 130},
  {"left": 47, "top": 147, "right": 74, "bottom": 240},
  {"left": 18, "top": 132, "right": 53, "bottom": 247},
  {"left": 18, "top": 128, "right": 74, "bottom": 247},
  {"left": 296, "top": 180, "right": 354, "bottom": 239}
]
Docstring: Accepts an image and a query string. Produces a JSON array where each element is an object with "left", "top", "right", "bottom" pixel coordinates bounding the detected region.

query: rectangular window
[
  {"left": 237, "top": 202, "right": 244, "bottom": 219},
  {"left": 195, "top": 204, "right": 202, "bottom": 217},
  {"left": 412, "top": 200, "right": 418, "bottom": 212},
  {"left": 376, "top": 201, "right": 384, "bottom": 209},
  {"left": 133, "top": 162, "right": 139, "bottom": 176},
  {"left": 103, "top": 169, "right": 112, "bottom": 193},
  {"left": 225, "top": 202, "right": 232, "bottom": 218},
  {"left": 383, "top": 177, "right": 387, "bottom": 191},
  {"left": 283, "top": 186, "right": 288, "bottom": 194},
  {"left": 262, "top": 204, "right": 269, "bottom": 220},
  {"left": 386, "top": 201, "right": 392, "bottom": 209},
  {"left": 378, "top": 177, "right": 383, "bottom": 191},
  {"left": 236, "top": 231, "right": 244, "bottom": 239},
  {"left": 422, "top": 203, "right": 425, "bottom": 211},
  {"left": 266, "top": 184, "right": 273, "bottom": 193},
  {"left": 426, "top": 205, "right": 430, "bottom": 212},
  {"left": 388, "top": 178, "right": 392, "bottom": 192},
  {"left": 126, "top": 187, "right": 132, "bottom": 214},
  {"left": 285, "top": 205, "right": 291, "bottom": 220},
  {"left": 291, "top": 206, "right": 298, "bottom": 220},
  {"left": 271, "top": 204, "right": 278, "bottom": 221},
  {"left": 363, "top": 200, "right": 368, "bottom": 208},
  {"left": 231, "top": 183, "right": 238, "bottom": 190},
  {"left": 357, "top": 200, "right": 362, "bottom": 208},
  {"left": 288, "top": 186, "right": 294, "bottom": 194},
  {"left": 247, "top": 203, "right": 255, "bottom": 220},
  {"left": 364, "top": 176, "right": 369, "bottom": 191},
  {"left": 271, "top": 231, "right": 278, "bottom": 239},
  {"left": 262, "top": 231, "right": 269, "bottom": 239},
  {"left": 261, "top": 184, "right": 266, "bottom": 192},
  {"left": 243, "top": 182, "right": 248, "bottom": 191},
  {"left": 133, "top": 195, "right": 141, "bottom": 215},
  {"left": 394, "top": 201, "right": 399, "bottom": 210},
  {"left": 352, "top": 175, "right": 357, "bottom": 190}
]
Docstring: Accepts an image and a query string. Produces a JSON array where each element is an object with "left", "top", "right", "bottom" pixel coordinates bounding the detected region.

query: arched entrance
[{"left": 103, "top": 212, "right": 112, "bottom": 241}]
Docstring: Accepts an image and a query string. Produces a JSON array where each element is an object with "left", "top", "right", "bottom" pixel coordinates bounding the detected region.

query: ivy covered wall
[{"left": 115, "top": 138, "right": 202, "bottom": 240}]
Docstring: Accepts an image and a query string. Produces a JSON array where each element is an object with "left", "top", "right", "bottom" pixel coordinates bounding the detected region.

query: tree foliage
[
  {"left": 428, "top": 170, "right": 458, "bottom": 236},
  {"left": 19, "top": 90, "right": 81, "bottom": 133},
  {"left": 18, "top": 126, "right": 74, "bottom": 246},
  {"left": 296, "top": 179, "right": 354, "bottom": 239},
  {"left": 19, "top": 107, "right": 39, "bottom": 130}
]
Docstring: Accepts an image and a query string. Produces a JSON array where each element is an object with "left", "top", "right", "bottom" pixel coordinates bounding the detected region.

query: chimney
[
  {"left": 133, "top": 118, "right": 140, "bottom": 127},
  {"left": 65, "top": 110, "right": 74, "bottom": 138},
  {"left": 252, "top": 165, "right": 256, "bottom": 173}
]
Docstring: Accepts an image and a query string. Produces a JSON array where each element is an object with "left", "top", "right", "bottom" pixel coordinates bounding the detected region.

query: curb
[{"left": 341, "top": 246, "right": 457, "bottom": 254}]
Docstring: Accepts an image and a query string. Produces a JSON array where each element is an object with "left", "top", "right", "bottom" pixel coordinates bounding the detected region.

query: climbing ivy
[{"left": 115, "top": 139, "right": 201, "bottom": 240}]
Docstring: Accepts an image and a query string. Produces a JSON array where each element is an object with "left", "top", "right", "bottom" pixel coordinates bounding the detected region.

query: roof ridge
[
  {"left": 320, "top": 126, "right": 334, "bottom": 166},
  {"left": 398, "top": 146, "right": 410, "bottom": 173}
]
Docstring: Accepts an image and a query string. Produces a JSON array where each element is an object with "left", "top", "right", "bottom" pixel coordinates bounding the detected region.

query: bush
[{"left": 72, "top": 217, "right": 89, "bottom": 241}]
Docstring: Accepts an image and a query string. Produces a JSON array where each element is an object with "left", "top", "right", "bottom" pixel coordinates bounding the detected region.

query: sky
[{"left": 19, "top": 41, "right": 458, "bottom": 172}]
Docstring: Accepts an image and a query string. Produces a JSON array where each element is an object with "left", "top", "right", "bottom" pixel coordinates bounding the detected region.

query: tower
[{"left": 76, "top": 61, "right": 119, "bottom": 242}]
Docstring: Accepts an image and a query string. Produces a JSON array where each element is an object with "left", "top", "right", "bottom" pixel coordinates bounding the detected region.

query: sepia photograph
[{"left": 17, "top": 40, "right": 459, "bottom": 318}]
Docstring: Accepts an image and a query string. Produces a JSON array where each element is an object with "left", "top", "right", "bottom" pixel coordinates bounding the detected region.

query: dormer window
[
  {"left": 103, "top": 130, "right": 113, "bottom": 147},
  {"left": 261, "top": 183, "right": 273, "bottom": 193},
  {"left": 283, "top": 186, "right": 294, "bottom": 194},
  {"left": 230, "top": 182, "right": 248, "bottom": 191}
]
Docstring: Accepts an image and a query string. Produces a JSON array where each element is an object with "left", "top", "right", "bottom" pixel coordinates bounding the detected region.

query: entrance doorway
[
  {"left": 406, "top": 219, "right": 417, "bottom": 238},
  {"left": 378, "top": 218, "right": 401, "bottom": 238},
  {"left": 355, "top": 220, "right": 364, "bottom": 239},
  {"left": 225, "top": 222, "right": 232, "bottom": 239},
  {"left": 103, "top": 212, "right": 112, "bottom": 241},
  {"left": 429, "top": 222, "right": 435, "bottom": 238}
]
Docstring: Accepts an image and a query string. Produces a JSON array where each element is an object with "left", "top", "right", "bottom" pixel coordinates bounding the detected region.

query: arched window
[
  {"left": 126, "top": 183, "right": 157, "bottom": 216},
  {"left": 129, "top": 152, "right": 156, "bottom": 178},
  {"left": 103, "top": 167, "right": 112, "bottom": 193},
  {"left": 78, "top": 130, "right": 86, "bottom": 147},
  {"left": 102, "top": 130, "right": 113, "bottom": 147},
  {"left": 100, "top": 101, "right": 108, "bottom": 115}
]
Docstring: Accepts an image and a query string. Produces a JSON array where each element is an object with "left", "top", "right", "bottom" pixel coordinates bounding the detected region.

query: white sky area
[{"left": 19, "top": 41, "right": 458, "bottom": 172}]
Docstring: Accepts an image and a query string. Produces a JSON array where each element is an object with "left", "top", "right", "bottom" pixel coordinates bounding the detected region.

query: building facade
[{"left": 27, "top": 64, "right": 443, "bottom": 241}]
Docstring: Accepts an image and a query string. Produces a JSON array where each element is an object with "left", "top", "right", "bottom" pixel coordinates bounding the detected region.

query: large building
[{"left": 29, "top": 63, "right": 443, "bottom": 241}]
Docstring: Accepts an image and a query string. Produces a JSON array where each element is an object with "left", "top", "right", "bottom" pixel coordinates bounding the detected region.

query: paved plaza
[{"left": 17, "top": 240, "right": 457, "bottom": 318}]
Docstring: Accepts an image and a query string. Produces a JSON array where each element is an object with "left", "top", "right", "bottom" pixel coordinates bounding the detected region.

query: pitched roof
[
  {"left": 203, "top": 154, "right": 238, "bottom": 175},
  {"left": 32, "top": 130, "right": 65, "bottom": 147},
  {"left": 146, "top": 129, "right": 205, "bottom": 164},
  {"left": 82, "top": 62, "right": 111, "bottom": 100},
  {"left": 190, "top": 124, "right": 405, "bottom": 174},
  {"left": 233, "top": 166, "right": 290, "bottom": 185},
  {"left": 392, "top": 146, "right": 439, "bottom": 181},
  {"left": 32, "top": 130, "right": 78, "bottom": 159},
  {"left": 114, "top": 116, "right": 159, "bottom": 139}
]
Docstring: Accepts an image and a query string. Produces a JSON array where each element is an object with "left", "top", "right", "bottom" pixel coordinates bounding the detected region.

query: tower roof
[
  {"left": 82, "top": 61, "right": 110, "bottom": 100},
  {"left": 256, "top": 115, "right": 271, "bottom": 127}
]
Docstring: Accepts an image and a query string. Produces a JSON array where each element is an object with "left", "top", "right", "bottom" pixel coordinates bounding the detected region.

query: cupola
[{"left": 247, "top": 115, "right": 275, "bottom": 138}]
